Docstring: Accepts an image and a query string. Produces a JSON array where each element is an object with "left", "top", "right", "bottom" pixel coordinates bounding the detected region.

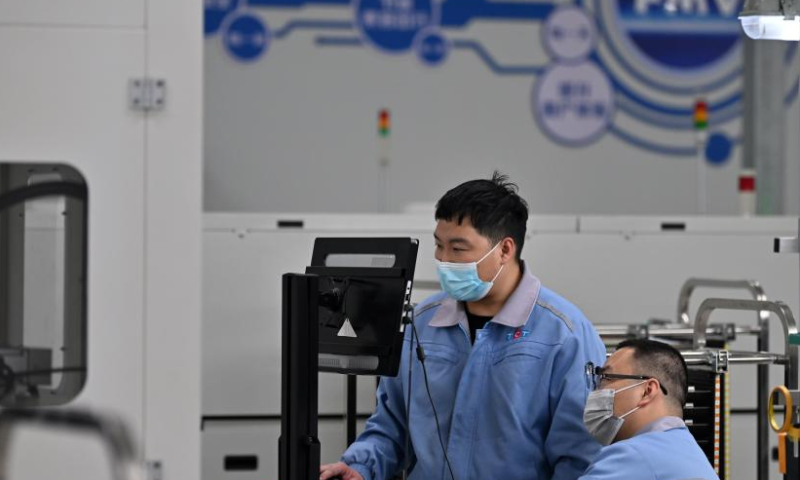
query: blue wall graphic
[
  {"left": 223, "top": 13, "right": 271, "bottom": 61},
  {"left": 615, "top": 0, "right": 741, "bottom": 70},
  {"left": 355, "top": 0, "right": 436, "bottom": 53},
  {"left": 414, "top": 27, "right": 450, "bottom": 66},
  {"left": 204, "top": 0, "right": 798, "bottom": 164}
]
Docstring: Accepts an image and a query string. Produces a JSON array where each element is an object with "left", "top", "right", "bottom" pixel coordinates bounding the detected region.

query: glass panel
[{"left": 0, "top": 163, "right": 87, "bottom": 406}]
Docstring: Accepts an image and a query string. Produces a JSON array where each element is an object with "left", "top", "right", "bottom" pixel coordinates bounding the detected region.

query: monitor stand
[{"left": 279, "top": 273, "right": 321, "bottom": 480}]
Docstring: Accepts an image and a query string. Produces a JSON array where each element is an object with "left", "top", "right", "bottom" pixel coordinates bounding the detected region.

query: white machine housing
[
  {"left": 0, "top": 2, "right": 202, "bottom": 479},
  {"left": 203, "top": 212, "right": 798, "bottom": 480}
]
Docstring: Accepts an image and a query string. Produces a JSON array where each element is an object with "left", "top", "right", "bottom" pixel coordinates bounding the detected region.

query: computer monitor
[
  {"left": 279, "top": 237, "right": 419, "bottom": 480},
  {"left": 307, "top": 237, "right": 418, "bottom": 377}
]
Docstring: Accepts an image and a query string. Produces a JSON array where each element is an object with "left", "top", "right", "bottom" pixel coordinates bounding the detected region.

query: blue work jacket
[
  {"left": 342, "top": 265, "right": 607, "bottom": 480},
  {"left": 578, "top": 417, "right": 719, "bottom": 480}
]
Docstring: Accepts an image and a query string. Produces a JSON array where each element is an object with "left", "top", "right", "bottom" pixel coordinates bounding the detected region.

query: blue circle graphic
[
  {"left": 705, "top": 132, "right": 733, "bottom": 166},
  {"left": 224, "top": 14, "right": 270, "bottom": 63},
  {"left": 543, "top": 7, "right": 597, "bottom": 63},
  {"left": 533, "top": 62, "right": 615, "bottom": 147},
  {"left": 415, "top": 29, "right": 449, "bottom": 66},
  {"left": 614, "top": 0, "right": 741, "bottom": 70},
  {"left": 355, "top": 0, "right": 435, "bottom": 53},
  {"left": 204, "top": 0, "right": 240, "bottom": 36}
]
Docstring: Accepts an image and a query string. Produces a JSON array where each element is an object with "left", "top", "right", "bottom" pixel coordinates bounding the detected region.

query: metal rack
[
  {"left": 598, "top": 277, "right": 770, "bottom": 347},
  {"left": 694, "top": 298, "right": 799, "bottom": 480}
]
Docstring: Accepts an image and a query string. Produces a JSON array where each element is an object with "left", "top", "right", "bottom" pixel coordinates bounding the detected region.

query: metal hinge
[
  {"left": 146, "top": 460, "right": 163, "bottom": 480},
  {"left": 129, "top": 78, "right": 166, "bottom": 111}
]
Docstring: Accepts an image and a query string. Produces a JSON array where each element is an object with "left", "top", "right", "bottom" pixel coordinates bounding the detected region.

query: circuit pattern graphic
[{"left": 204, "top": 0, "right": 799, "bottom": 163}]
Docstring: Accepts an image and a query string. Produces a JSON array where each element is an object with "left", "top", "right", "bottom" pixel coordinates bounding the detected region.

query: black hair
[
  {"left": 434, "top": 171, "right": 529, "bottom": 261},
  {"left": 616, "top": 339, "right": 689, "bottom": 412}
]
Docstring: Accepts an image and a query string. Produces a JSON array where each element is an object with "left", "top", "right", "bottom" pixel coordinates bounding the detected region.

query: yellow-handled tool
[
  {"left": 769, "top": 385, "right": 800, "bottom": 438},
  {"left": 777, "top": 433, "right": 787, "bottom": 475},
  {"left": 768, "top": 385, "right": 799, "bottom": 474}
]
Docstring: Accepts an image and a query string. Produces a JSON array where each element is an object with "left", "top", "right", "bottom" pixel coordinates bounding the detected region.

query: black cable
[
  {"left": 410, "top": 320, "right": 457, "bottom": 480},
  {"left": 401, "top": 306, "right": 415, "bottom": 480}
]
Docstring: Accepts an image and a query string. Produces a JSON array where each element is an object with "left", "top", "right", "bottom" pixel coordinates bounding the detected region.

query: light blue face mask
[{"left": 436, "top": 243, "right": 504, "bottom": 302}]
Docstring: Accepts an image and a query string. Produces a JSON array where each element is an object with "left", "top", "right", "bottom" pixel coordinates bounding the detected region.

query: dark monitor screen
[{"left": 306, "top": 237, "right": 418, "bottom": 377}]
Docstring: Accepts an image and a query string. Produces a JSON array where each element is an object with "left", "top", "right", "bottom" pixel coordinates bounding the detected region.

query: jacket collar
[{"left": 429, "top": 261, "right": 541, "bottom": 329}]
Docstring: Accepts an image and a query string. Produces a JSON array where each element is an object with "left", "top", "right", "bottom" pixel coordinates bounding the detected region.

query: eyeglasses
[{"left": 585, "top": 362, "right": 668, "bottom": 395}]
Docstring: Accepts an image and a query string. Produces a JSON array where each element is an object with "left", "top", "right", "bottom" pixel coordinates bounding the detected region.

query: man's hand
[{"left": 319, "top": 462, "right": 364, "bottom": 480}]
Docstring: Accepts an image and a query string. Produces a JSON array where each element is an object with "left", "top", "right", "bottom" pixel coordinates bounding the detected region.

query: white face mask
[{"left": 583, "top": 381, "right": 645, "bottom": 446}]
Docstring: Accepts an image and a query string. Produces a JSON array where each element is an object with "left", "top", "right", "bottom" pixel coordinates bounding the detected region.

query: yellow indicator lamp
[
  {"left": 378, "top": 109, "right": 390, "bottom": 138},
  {"left": 694, "top": 100, "right": 708, "bottom": 130}
]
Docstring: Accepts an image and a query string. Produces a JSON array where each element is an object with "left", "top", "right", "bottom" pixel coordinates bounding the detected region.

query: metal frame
[
  {"left": 0, "top": 163, "right": 88, "bottom": 406},
  {"left": 693, "top": 298, "right": 799, "bottom": 390},
  {"left": 595, "top": 323, "right": 748, "bottom": 343},
  {"left": 773, "top": 221, "right": 800, "bottom": 478},
  {"left": 680, "top": 279, "right": 772, "bottom": 480},
  {"left": 684, "top": 292, "right": 798, "bottom": 479},
  {"left": 57, "top": 165, "right": 88, "bottom": 403},
  {"left": 598, "top": 277, "right": 772, "bottom": 345},
  {"left": 0, "top": 409, "right": 142, "bottom": 480},
  {"left": 693, "top": 298, "right": 799, "bottom": 480},
  {"left": 0, "top": 165, "right": 28, "bottom": 350},
  {"left": 677, "top": 278, "right": 768, "bottom": 325}
]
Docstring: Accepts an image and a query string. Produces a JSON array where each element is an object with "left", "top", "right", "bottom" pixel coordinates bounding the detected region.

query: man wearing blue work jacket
[
  {"left": 580, "top": 339, "right": 719, "bottom": 480},
  {"left": 320, "top": 172, "right": 607, "bottom": 480}
]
